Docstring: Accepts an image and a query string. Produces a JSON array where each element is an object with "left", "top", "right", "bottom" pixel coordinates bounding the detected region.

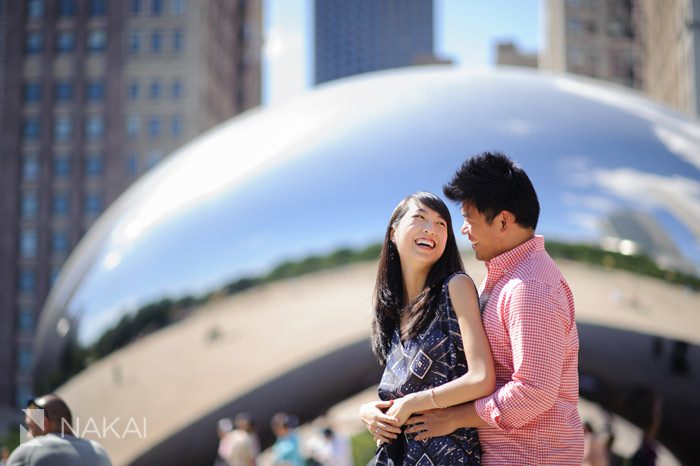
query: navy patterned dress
[{"left": 375, "top": 272, "right": 481, "bottom": 465}]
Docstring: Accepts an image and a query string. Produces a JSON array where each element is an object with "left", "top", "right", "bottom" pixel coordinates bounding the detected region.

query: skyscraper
[
  {"left": 541, "top": 0, "right": 642, "bottom": 89},
  {"left": 0, "top": 0, "right": 261, "bottom": 433},
  {"left": 314, "top": 0, "right": 435, "bottom": 85},
  {"left": 635, "top": 0, "right": 700, "bottom": 115}
]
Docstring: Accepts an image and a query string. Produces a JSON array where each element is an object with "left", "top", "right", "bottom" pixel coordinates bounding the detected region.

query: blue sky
[{"left": 262, "top": 0, "right": 542, "bottom": 104}]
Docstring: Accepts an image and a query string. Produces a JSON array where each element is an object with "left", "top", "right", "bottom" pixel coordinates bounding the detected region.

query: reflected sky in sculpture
[{"left": 36, "top": 66, "right": 700, "bottom": 358}]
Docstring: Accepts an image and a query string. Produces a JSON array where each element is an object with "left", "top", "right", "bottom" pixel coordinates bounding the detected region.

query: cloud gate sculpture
[{"left": 33, "top": 66, "right": 700, "bottom": 465}]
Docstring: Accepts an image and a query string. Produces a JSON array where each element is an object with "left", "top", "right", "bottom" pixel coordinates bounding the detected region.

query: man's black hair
[{"left": 443, "top": 151, "right": 540, "bottom": 229}]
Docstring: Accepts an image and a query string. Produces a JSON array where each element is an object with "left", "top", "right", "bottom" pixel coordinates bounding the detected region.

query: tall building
[
  {"left": 314, "top": 0, "right": 435, "bottom": 85},
  {"left": 496, "top": 40, "right": 538, "bottom": 68},
  {"left": 635, "top": 0, "right": 700, "bottom": 115},
  {"left": 0, "top": 0, "right": 261, "bottom": 433},
  {"left": 542, "top": 0, "right": 642, "bottom": 89}
]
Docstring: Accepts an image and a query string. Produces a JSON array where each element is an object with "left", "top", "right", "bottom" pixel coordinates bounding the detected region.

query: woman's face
[{"left": 391, "top": 201, "right": 449, "bottom": 270}]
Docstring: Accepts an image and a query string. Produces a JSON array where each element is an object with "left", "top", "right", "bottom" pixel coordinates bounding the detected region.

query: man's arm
[
  {"left": 474, "top": 280, "right": 571, "bottom": 431},
  {"left": 405, "top": 402, "right": 486, "bottom": 441},
  {"left": 407, "top": 280, "right": 573, "bottom": 436}
]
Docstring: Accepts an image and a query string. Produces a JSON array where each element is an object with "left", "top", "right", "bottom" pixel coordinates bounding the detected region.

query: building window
[
  {"left": 56, "top": 30, "right": 76, "bottom": 53},
  {"left": 87, "top": 81, "right": 105, "bottom": 101},
  {"left": 126, "top": 115, "right": 141, "bottom": 139},
  {"left": 127, "top": 152, "right": 138, "bottom": 176},
  {"left": 146, "top": 150, "right": 162, "bottom": 169},
  {"left": 86, "top": 115, "right": 104, "bottom": 140},
  {"left": 26, "top": 31, "right": 44, "bottom": 54},
  {"left": 150, "top": 31, "right": 162, "bottom": 53},
  {"left": 18, "top": 308, "right": 35, "bottom": 332},
  {"left": 24, "top": 83, "right": 42, "bottom": 103},
  {"left": 85, "top": 153, "right": 103, "bottom": 176},
  {"left": 171, "top": 0, "right": 184, "bottom": 14},
  {"left": 20, "top": 229, "right": 38, "bottom": 259},
  {"left": 128, "top": 80, "right": 140, "bottom": 99},
  {"left": 150, "top": 80, "right": 161, "bottom": 99},
  {"left": 148, "top": 116, "right": 160, "bottom": 138},
  {"left": 89, "top": 0, "right": 107, "bottom": 16},
  {"left": 19, "top": 269, "right": 36, "bottom": 293},
  {"left": 171, "top": 80, "right": 182, "bottom": 98},
  {"left": 53, "top": 157, "right": 71, "bottom": 178},
  {"left": 52, "top": 231, "right": 70, "bottom": 254},
  {"left": 87, "top": 29, "right": 107, "bottom": 52},
  {"left": 18, "top": 347, "right": 33, "bottom": 372},
  {"left": 130, "top": 0, "right": 141, "bottom": 14},
  {"left": 22, "top": 156, "right": 40, "bottom": 181},
  {"left": 28, "top": 0, "right": 45, "bottom": 19},
  {"left": 85, "top": 194, "right": 103, "bottom": 215},
  {"left": 129, "top": 31, "right": 140, "bottom": 54},
  {"left": 54, "top": 116, "right": 73, "bottom": 141},
  {"left": 21, "top": 193, "right": 38, "bottom": 219},
  {"left": 55, "top": 82, "right": 74, "bottom": 101},
  {"left": 52, "top": 193, "right": 70, "bottom": 216},
  {"left": 23, "top": 118, "right": 40, "bottom": 141},
  {"left": 173, "top": 30, "right": 183, "bottom": 52},
  {"left": 57, "top": 0, "right": 77, "bottom": 17},
  {"left": 171, "top": 116, "right": 182, "bottom": 136},
  {"left": 151, "top": 0, "right": 164, "bottom": 15}
]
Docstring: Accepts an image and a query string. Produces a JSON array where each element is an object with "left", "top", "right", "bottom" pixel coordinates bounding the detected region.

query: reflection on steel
[{"left": 32, "top": 66, "right": 700, "bottom": 465}]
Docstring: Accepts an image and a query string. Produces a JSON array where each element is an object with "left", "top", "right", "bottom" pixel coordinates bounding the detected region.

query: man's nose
[{"left": 461, "top": 221, "right": 470, "bottom": 235}]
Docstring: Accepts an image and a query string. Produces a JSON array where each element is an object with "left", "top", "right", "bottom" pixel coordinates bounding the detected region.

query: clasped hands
[{"left": 358, "top": 394, "right": 457, "bottom": 446}]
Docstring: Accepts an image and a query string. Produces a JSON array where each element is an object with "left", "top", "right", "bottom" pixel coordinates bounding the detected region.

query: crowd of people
[{"left": 214, "top": 412, "right": 352, "bottom": 466}]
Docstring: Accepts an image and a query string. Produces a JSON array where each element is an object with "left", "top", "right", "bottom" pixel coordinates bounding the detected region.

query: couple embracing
[{"left": 360, "top": 152, "right": 584, "bottom": 465}]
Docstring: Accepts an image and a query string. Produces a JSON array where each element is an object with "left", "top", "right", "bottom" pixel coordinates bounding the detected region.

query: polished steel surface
[{"left": 33, "top": 64, "right": 700, "bottom": 425}]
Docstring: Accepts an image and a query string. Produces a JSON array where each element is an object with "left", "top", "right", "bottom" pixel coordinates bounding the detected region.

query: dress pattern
[{"left": 375, "top": 272, "right": 481, "bottom": 465}]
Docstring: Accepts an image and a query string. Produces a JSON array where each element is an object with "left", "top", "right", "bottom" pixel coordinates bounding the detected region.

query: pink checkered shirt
[{"left": 473, "top": 235, "right": 584, "bottom": 465}]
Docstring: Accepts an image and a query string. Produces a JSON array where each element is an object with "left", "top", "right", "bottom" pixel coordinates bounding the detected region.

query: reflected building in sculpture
[{"left": 26, "top": 67, "right": 700, "bottom": 465}]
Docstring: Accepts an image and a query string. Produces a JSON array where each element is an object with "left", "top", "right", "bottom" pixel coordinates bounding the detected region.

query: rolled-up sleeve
[{"left": 474, "top": 280, "right": 569, "bottom": 431}]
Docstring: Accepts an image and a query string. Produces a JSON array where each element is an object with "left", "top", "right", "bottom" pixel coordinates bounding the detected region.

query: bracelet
[{"left": 429, "top": 388, "right": 444, "bottom": 409}]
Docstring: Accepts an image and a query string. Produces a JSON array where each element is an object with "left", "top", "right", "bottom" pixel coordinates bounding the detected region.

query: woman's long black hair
[{"left": 371, "top": 192, "right": 464, "bottom": 365}]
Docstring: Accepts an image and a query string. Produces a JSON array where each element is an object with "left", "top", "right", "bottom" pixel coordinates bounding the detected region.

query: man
[
  {"left": 7, "top": 394, "right": 112, "bottom": 466},
  {"left": 403, "top": 152, "right": 584, "bottom": 464},
  {"left": 224, "top": 413, "right": 259, "bottom": 466}
]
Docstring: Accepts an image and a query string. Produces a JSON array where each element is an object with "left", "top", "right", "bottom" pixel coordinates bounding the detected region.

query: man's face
[{"left": 460, "top": 203, "right": 501, "bottom": 262}]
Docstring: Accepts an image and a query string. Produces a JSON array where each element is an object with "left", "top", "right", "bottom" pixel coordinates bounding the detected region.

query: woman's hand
[
  {"left": 359, "top": 400, "right": 402, "bottom": 445},
  {"left": 384, "top": 394, "right": 418, "bottom": 427}
]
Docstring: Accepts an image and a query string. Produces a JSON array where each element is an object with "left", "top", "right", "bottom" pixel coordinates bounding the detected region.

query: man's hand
[{"left": 404, "top": 408, "right": 459, "bottom": 441}]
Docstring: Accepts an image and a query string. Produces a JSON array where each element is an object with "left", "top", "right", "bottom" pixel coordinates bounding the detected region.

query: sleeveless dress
[{"left": 374, "top": 272, "right": 481, "bottom": 465}]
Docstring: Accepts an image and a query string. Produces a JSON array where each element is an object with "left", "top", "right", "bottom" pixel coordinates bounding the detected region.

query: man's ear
[{"left": 498, "top": 211, "right": 517, "bottom": 231}]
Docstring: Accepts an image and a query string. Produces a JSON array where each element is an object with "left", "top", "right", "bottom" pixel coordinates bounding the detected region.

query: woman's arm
[{"left": 385, "top": 274, "right": 495, "bottom": 426}]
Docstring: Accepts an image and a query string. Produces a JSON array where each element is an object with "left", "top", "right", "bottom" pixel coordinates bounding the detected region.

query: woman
[{"left": 359, "top": 192, "right": 495, "bottom": 465}]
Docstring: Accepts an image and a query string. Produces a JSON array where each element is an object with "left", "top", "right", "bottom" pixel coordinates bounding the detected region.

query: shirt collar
[{"left": 486, "top": 235, "right": 545, "bottom": 275}]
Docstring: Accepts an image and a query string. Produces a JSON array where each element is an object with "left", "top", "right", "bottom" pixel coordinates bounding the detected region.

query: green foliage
[
  {"left": 546, "top": 241, "right": 700, "bottom": 291},
  {"left": 0, "top": 427, "right": 20, "bottom": 455},
  {"left": 351, "top": 430, "right": 377, "bottom": 466},
  {"left": 46, "top": 240, "right": 696, "bottom": 393}
]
